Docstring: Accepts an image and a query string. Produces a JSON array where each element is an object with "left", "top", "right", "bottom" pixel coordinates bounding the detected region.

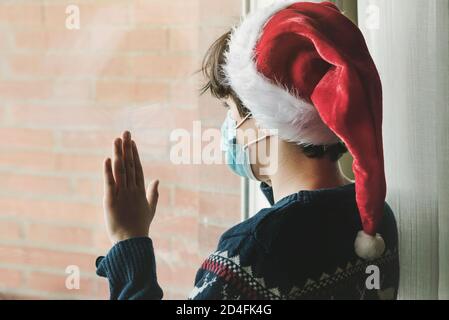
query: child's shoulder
[{"left": 216, "top": 197, "right": 304, "bottom": 259}]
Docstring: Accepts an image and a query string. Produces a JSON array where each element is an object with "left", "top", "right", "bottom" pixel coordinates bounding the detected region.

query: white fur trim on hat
[
  {"left": 223, "top": 0, "right": 340, "bottom": 146},
  {"left": 354, "top": 231, "right": 386, "bottom": 261}
]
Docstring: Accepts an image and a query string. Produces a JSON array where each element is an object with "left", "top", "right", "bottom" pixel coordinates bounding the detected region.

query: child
[{"left": 96, "top": 1, "right": 399, "bottom": 300}]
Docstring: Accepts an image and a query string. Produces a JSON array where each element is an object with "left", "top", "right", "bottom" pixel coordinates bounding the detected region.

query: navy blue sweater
[{"left": 96, "top": 183, "right": 400, "bottom": 300}]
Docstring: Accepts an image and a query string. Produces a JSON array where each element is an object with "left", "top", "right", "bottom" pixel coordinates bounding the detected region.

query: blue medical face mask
[{"left": 220, "top": 111, "right": 259, "bottom": 181}]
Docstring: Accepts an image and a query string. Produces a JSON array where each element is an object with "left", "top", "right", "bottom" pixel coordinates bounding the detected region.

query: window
[{"left": 0, "top": 0, "right": 244, "bottom": 300}]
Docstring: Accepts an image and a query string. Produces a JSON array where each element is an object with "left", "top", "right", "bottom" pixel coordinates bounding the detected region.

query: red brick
[
  {"left": 42, "top": 4, "right": 70, "bottom": 28},
  {"left": 135, "top": 82, "right": 169, "bottom": 103},
  {"left": 13, "top": 30, "right": 92, "bottom": 52},
  {"left": 0, "top": 81, "right": 52, "bottom": 101},
  {"left": 141, "top": 163, "right": 199, "bottom": 185},
  {"left": 170, "top": 81, "right": 199, "bottom": 108},
  {"left": 94, "top": 278, "right": 110, "bottom": 299},
  {"left": 0, "top": 220, "right": 22, "bottom": 241},
  {"left": 95, "top": 80, "right": 169, "bottom": 104},
  {"left": 13, "top": 31, "right": 49, "bottom": 51},
  {"left": 95, "top": 80, "right": 135, "bottom": 103},
  {"left": 7, "top": 54, "right": 45, "bottom": 76},
  {"left": 0, "top": 268, "right": 23, "bottom": 289},
  {"left": 199, "top": 93, "right": 228, "bottom": 126},
  {"left": 0, "top": 79, "right": 87, "bottom": 103},
  {"left": 199, "top": 191, "right": 241, "bottom": 225},
  {"left": 44, "top": 3, "right": 132, "bottom": 28},
  {"left": 198, "top": 164, "right": 240, "bottom": 191},
  {"left": 0, "top": 32, "right": 10, "bottom": 51},
  {"left": 0, "top": 149, "right": 105, "bottom": 174},
  {"left": 0, "top": 245, "right": 98, "bottom": 273},
  {"left": 173, "top": 187, "right": 199, "bottom": 213},
  {"left": 0, "top": 198, "right": 103, "bottom": 225},
  {"left": 0, "top": 127, "right": 54, "bottom": 149},
  {"left": 74, "top": 178, "right": 103, "bottom": 199},
  {"left": 151, "top": 214, "right": 199, "bottom": 241},
  {"left": 0, "top": 4, "right": 43, "bottom": 27},
  {"left": 9, "top": 53, "right": 131, "bottom": 81},
  {"left": 156, "top": 258, "right": 198, "bottom": 289},
  {"left": 131, "top": 55, "right": 197, "bottom": 79},
  {"left": 81, "top": 3, "right": 133, "bottom": 27},
  {"left": 199, "top": 0, "right": 242, "bottom": 24},
  {"left": 93, "top": 230, "right": 113, "bottom": 252},
  {"left": 0, "top": 107, "right": 6, "bottom": 124},
  {"left": 122, "top": 29, "right": 168, "bottom": 52},
  {"left": 27, "top": 271, "right": 94, "bottom": 296},
  {"left": 152, "top": 236, "right": 172, "bottom": 252},
  {"left": 0, "top": 173, "right": 71, "bottom": 196},
  {"left": 26, "top": 224, "right": 93, "bottom": 247},
  {"left": 52, "top": 80, "right": 96, "bottom": 102},
  {"left": 199, "top": 222, "right": 228, "bottom": 254},
  {"left": 0, "top": 292, "right": 45, "bottom": 300},
  {"left": 100, "top": 56, "right": 131, "bottom": 77},
  {"left": 169, "top": 27, "right": 198, "bottom": 52},
  {"left": 0, "top": 150, "right": 57, "bottom": 171},
  {"left": 114, "top": 105, "right": 174, "bottom": 132},
  {"left": 87, "top": 28, "right": 129, "bottom": 54},
  {"left": 173, "top": 107, "right": 200, "bottom": 130},
  {"left": 8, "top": 53, "right": 131, "bottom": 79},
  {"left": 56, "top": 153, "right": 106, "bottom": 174},
  {"left": 134, "top": 0, "right": 199, "bottom": 26},
  {"left": 171, "top": 237, "right": 202, "bottom": 265},
  {"left": 10, "top": 105, "right": 114, "bottom": 129}
]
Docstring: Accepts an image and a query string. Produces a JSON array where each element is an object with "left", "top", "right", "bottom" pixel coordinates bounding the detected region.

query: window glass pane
[{"left": 0, "top": 0, "right": 243, "bottom": 300}]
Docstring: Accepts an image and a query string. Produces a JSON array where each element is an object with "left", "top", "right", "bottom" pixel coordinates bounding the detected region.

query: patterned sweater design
[{"left": 96, "top": 183, "right": 400, "bottom": 300}]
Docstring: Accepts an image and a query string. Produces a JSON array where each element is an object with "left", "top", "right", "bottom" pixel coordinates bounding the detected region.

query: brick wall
[{"left": 0, "top": 0, "right": 242, "bottom": 299}]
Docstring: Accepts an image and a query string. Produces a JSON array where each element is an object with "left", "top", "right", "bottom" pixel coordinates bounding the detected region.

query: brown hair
[
  {"left": 200, "top": 31, "right": 348, "bottom": 162},
  {"left": 200, "top": 31, "right": 250, "bottom": 117}
]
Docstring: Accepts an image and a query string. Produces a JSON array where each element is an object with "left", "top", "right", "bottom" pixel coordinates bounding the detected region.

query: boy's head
[{"left": 200, "top": 31, "right": 348, "bottom": 163}]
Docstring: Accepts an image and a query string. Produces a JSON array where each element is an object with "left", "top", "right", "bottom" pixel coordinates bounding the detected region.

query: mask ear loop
[
  {"left": 244, "top": 134, "right": 272, "bottom": 149},
  {"left": 234, "top": 113, "right": 277, "bottom": 179},
  {"left": 235, "top": 113, "right": 276, "bottom": 149},
  {"left": 235, "top": 113, "right": 252, "bottom": 129}
]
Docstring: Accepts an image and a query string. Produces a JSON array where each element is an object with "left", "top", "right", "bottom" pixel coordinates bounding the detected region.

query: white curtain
[
  {"left": 358, "top": 0, "right": 449, "bottom": 300},
  {"left": 247, "top": 0, "right": 449, "bottom": 299}
]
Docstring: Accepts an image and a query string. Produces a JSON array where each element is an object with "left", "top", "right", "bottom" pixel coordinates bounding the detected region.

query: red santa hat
[{"left": 224, "top": 1, "right": 386, "bottom": 261}]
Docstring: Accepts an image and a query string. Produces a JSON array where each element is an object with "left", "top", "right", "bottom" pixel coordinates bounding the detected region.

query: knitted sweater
[{"left": 96, "top": 183, "right": 400, "bottom": 300}]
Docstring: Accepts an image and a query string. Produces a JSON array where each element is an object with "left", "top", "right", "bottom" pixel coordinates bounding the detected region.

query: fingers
[
  {"left": 113, "top": 138, "right": 126, "bottom": 188},
  {"left": 111, "top": 131, "right": 147, "bottom": 190},
  {"left": 132, "top": 140, "right": 145, "bottom": 188},
  {"left": 146, "top": 180, "right": 159, "bottom": 210},
  {"left": 103, "top": 158, "right": 115, "bottom": 199},
  {"left": 122, "top": 131, "right": 136, "bottom": 188}
]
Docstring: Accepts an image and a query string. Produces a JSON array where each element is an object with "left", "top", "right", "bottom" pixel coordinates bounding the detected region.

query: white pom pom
[{"left": 354, "top": 231, "right": 386, "bottom": 261}]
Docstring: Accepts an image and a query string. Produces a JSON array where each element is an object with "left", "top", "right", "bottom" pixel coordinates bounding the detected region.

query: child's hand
[{"left": 103, "top": 131, "right": 159, "bottom": 244}]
